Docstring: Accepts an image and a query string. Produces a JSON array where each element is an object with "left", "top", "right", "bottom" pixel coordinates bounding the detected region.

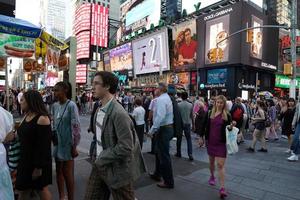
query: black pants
[
  {"left": 154, "top": 126, "right": 174, "bottom": 186},
  {"left": 135, "top": 124, "right": 144, "bottom": 149}
]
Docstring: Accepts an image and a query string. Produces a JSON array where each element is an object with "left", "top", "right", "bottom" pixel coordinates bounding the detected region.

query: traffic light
[
  {"left": 217, "top": 48, "right": 224, "bottom": 60},
  {"left": 284, "top": 63, "right": 292, "bottom": 75},
  {"left": 208, "top": 48, "right": 217, "bottom": 63},
  {"left": 246, "top": 29, "right": 254, "bottom": 43}
]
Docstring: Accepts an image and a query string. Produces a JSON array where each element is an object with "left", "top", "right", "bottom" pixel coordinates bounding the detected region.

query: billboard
[
  {"left": 207, "top": 68, "right": 227, "bottom": 84},
  {"left": 109, "top": 43, "right": 133, "bottom": 71},
  {"left": 91, "top": 4, "right": 109, "bottom": 47},
  {"left": 76, "top": 31, "right": 90, "bottom": 60},
  {"left": 205, "top": 14, "right": 230, "bottom": 64},
  {"left": 74, "top": 4, "right": 91, "bottom": 35},
  {"left": 103, "top": 51, "right": 110, "bottom": 71},
  {"left": 172, "top": 20, "right": 197, "bottom": 70},
  {"left": 125, "top": 0, "right": 161, "bottom": 34},
  {"left": 182, "top": 0, "right": 223, "bottom": 14},
  {"left": 132, "top": 29, "right": 170, "bottom": 75},
  {"left": 250, "top": 15, "right": 263, "bottom": 59},
  {"left": 76, "top": 64, "right": 87, "bottom": 83}
]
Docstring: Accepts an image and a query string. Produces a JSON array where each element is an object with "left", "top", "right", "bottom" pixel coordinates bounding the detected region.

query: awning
[{"left": 0, "top": 14, "right": 41, "bottom": 38}]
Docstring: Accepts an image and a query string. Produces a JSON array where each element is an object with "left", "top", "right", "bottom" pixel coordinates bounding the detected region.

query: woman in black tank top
[{"left": 16, "top": 90, "right": 52, "bottom": 200}]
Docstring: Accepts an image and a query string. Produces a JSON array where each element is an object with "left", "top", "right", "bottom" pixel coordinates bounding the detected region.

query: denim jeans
[
  {"left": 154, "top": 126, "right": 174, "bottom": 186},
  {"left": 176, "top": 124, "right": 193, "bottom": 156},
  {"left": 291, "top": 123, "right": 300, "bottom": 154}
]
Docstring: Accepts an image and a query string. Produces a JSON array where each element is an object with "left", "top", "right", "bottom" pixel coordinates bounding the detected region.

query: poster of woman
[{"left": 172, "top": 19, "right": 197, "bottom": 70}]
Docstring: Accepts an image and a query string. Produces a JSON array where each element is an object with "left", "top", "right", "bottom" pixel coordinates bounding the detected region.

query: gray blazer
[
  {"left": 292, "top": 103, "right": 300, "bottom": 128},
  {"left": 95, "top": 99, "right": 146, "bottom": 189}
]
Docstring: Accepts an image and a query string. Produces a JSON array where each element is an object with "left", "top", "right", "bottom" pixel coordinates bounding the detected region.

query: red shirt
[{"left": 179, "top": 40, "right": 197, "bottom": 59}]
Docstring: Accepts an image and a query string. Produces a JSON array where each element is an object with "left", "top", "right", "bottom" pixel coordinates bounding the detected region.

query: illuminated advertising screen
[
  {"left": 207, "top": 68, "right": 227, "bottom": 84},
  {"left": 182, "top": 0, "right": 223, "bottom": 14},
  {"left": 172, "top": 19, "right": 197, "bottom": 70},
  {"left": 76, "top": 31, "right": 90, "bottom": 59},
  {"left": 125, "top": 0, "right": 161, "bottom": 34},
  {"left": 74, "top": 4, "right": 91, "bottom": 35},
  {"left": 91, "top": 4, "right": 109, "bottom": 47},
  {"left": 109, "top": 43, "right": 133, "bottom": 71},
  {"left": 76, "top": 64, "right": 87, "bottom": 84},
  {"left": 103, "top": 51, "right": 110, "bottom": 71},
  {"left": 205, "top": 14, "right": 230, "bottom": 64},
  {"left": 132, "top": 28, "right": 170, "bottom": 75},
  {"left": 250, "top": 15, "right": 263, "bottom": 59}
]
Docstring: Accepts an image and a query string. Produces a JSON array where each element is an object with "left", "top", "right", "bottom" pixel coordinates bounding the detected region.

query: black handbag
[{"left": 52, "top": 100, "right": 70, "bottom": 145}]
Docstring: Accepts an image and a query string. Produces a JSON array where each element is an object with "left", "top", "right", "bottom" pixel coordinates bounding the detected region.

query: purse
[{"left": 52, "top": 100, "right": 70, "bottom": 146}]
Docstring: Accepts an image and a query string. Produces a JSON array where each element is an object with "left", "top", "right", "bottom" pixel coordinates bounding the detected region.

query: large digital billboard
[
  {"left": 125, "top": 0, "right": 161, "bottom": 34},
  {"left": 172, "top": 20, "right": 197, "bottom": 70},
  {"left": 74, "top": 4, "right": 91, "bottom": 35},
  {"left": 76, "top": 31, "right": 90, "bottom": 60},
  {"left": 91, "top": 4, "right": 109, "bottom": 47},
  {"left": 207, "top": 68, "right": 227, "bottom": 84},
  {"left": 103, "top": 51, "right": 110, "bottom": 71},
  {"left": 109, "top": 43, "right": 133, "bottom": 71},
  {"left": 182, "top": 0, "right": 223, "bottom": 14},
  {"left": 250, "top": 15, "right": 263, "bottom": 59},
  {"left": 132, "top": 28, "right": 170, "bottom": 75},
  {"left": 76, "top": 64, "right": 87, "bottom": 84},
  {"left": 205, "top": 14, "right": 230, "bottom": 64}
]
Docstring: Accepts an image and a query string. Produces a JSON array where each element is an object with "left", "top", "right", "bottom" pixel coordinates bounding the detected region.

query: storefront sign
[
  {"left": 201, "top": 83, "right": 226, "bottom": 89},
  {"left": 261, "top": 62, "right": 277, "bottom": 70},
  {"left": 238, "top": 83, "right": 255, "bottom": 90},
  {"left": 275, "top": 74, "right": 300, "bottom": 89},
  {"left": 207, "top": 68, "right": 227, "bottom": 84}
]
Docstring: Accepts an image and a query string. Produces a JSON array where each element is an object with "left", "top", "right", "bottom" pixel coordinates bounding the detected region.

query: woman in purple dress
[{"left": 200, "top": 95, "right": 232, "bottom": 198}]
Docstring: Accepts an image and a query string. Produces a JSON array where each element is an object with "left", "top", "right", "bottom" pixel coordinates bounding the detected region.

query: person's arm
[
  {"left": 70, "top": 103, "right": 81, "bottom": 147},
  {"left": 292, "top": 105, "right": 299, "bottom": 128},
  {"left": 96, "top": 111, "right": 134, "bottom": 167}
]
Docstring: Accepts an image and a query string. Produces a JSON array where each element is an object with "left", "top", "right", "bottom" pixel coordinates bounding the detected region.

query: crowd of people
[{"left": 0, "top": 71, "right": 300, "bottom": 199}]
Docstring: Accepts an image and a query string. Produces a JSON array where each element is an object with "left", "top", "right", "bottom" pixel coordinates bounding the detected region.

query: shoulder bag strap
[{"left": 56, "top": 100, "right": 70, "bottom": 130}]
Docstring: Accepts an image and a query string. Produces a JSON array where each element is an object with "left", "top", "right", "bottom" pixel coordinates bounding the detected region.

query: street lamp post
[{"left": 290, "top": 0, "right": 298, "bottom": 99}]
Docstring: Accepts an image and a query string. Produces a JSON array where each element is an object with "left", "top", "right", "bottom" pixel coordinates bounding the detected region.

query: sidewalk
[{"left": 49, "top": 132, "right": 300, "bottom": 200}]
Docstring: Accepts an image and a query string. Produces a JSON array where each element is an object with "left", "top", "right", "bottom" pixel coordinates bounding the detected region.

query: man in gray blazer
[{"left": 85, "top": 71, "right": 146, "bottom": 200}]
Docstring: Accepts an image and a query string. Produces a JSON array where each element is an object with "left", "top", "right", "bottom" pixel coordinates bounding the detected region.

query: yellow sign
[
  {"left": 40, "top": 31, "right": 68, "bottom": 50},
  {"left": 35, "top": 38, "right": 47, "bottom": 58}
]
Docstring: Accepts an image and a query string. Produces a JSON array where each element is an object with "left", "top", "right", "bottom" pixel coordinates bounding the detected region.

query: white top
[
  {"left": 132, "top": 106, "right": 146, "bottom": 126},
  {"left": 96, "top": 109, "right": 105, "bottom": 156},
  {"left": 226, "top": 101, "right": 233, "bottom": 112}
]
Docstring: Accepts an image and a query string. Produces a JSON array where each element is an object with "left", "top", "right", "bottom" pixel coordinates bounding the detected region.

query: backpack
[
  {"left": 232, "top": 107, "right": 243, "bottom": 121},
  {"left": 170, "top": 96, "right": 183, "bottom": 137}
]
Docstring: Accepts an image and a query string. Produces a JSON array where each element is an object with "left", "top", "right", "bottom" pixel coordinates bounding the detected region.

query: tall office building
[
  {"left": 0, "top": 0, "right": 15, "bottom": 17},
  {"left": 266, "top": 0, "right": 300, "bottom": 28},
  {"left": 47, "top": 0, "right": 66, "bottom": 40}
]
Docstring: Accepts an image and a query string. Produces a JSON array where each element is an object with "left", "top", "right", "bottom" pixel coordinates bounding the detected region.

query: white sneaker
[
  {"left": 285, "top": 149, "right": 291, "bottom": 154},
  {"left": 287, "top": 154, "right": 299, "bottom": 161}
]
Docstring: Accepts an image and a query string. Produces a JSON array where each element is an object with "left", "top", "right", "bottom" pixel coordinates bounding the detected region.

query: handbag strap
[{"left": 56, "top": 100, "right": 70, "bottom": 130}]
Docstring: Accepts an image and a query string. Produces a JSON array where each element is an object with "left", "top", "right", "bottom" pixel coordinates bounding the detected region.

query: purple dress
[{"left": 207, "top": 114, "right": 227, "bottom": 158}]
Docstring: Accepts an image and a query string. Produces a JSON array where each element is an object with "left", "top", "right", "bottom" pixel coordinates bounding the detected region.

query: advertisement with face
[
  {"left": 132, "top": 29, "right": 170, "bottom": 75},
  {"left": 172, "top": 20, "right": 197, "bottom": 70},
  {"left": 109, "top": 43, "right": 133, "bottom": 71},
  {"left": 205, "top": 14, "right": 230, "bottom": 64},
  {"left": 207, "top": 68, "right": 227, "bottom": 84},
  {"left": 250, "top": 15, "right": 263, "bottom": 59}
]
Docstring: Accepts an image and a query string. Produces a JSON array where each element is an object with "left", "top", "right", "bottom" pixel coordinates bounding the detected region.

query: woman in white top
[
  {"left": 132, "top": 98, "right": 146, "bottom": 149},
  {"left": 0, "top": 106, "right": 14, "bottom": 199}
]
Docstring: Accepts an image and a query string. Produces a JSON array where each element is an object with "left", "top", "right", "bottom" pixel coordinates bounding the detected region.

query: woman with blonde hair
[{"left": 200, "top": 95, "right": 232, "bottom": 198}]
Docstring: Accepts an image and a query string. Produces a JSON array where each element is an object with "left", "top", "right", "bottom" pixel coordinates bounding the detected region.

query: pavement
[{"left": 41, "top": 115, "right": 300, "bottom": 200}]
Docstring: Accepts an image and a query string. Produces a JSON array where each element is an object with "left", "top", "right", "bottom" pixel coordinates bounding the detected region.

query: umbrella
[
  {"left": 258, "top": 91, "right": 273, "bottom": 98},
  {"left": 0, "top": 14, "right": 41, "bottom": 38}
]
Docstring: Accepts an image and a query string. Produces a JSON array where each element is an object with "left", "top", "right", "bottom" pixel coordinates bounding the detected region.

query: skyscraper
[{"left": 47, "top": 0, "right": 66, "bottom": 40}]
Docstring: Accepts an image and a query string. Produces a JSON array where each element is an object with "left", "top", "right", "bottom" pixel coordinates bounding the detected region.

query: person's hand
[
  {"left": 32, "top": 168, "right": 42, "bottom": 180},
  {"left": 4, "top": 131, "right": 16, "bottom": 143},
  {"left": 145, "top": 132, "right": 153, "bottom": 138},
  {"left": 71, "top": 146, "right": 79, "bottom": 158},
  {"left": 198, "top": 137, "right": 204, "bottom": 147}
]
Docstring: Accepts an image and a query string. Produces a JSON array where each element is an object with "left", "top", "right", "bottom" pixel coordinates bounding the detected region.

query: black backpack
[{"left": 170, "top": 96, "right": 183, "bottom": 137}]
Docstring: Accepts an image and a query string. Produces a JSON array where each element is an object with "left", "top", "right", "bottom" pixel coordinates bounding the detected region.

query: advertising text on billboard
[
  {"left": 207, "top": 68, "right": 227, "bottom": 84},
  {"left": 91, "top": 4, "right": 109, "bottom": 47},
  {"left": 76, "top": 64, "right": 87, "bottom": 83},
  {"left": 76, "top": 31, "right": 90, "bottom": 59},
  {"left": 74, "top": 4, "right": 91, "bottom": 35}
]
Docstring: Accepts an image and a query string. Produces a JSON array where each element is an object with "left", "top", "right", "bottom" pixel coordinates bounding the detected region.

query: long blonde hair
[{"left": 210, "top": 95, "right": 228, "bottom": 121}]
